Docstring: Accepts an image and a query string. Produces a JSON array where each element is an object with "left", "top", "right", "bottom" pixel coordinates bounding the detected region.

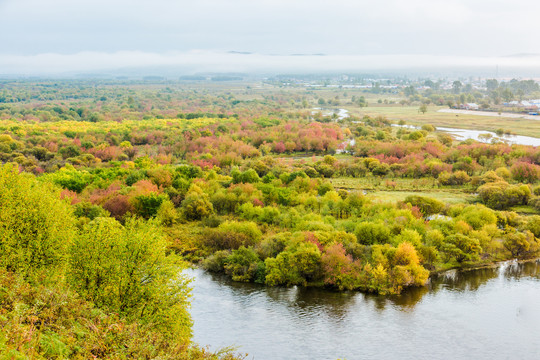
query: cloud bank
[
  {"left": 2, "top": 51, "right": 540, "bottom": 76},
  {"left": 2, "top": 0, "right": 540, "bottom": 76}
]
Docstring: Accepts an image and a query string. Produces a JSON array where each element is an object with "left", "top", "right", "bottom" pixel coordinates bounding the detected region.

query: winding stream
[
  {"left": 188, "top": 260, "right": 540, "bottom": 360},
  {"left": 327, "top": 109, "right": 540, "bottom": 150}
]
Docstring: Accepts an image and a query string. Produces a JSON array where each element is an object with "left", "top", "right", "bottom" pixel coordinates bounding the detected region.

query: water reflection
[
  {"left": 433, "top": 267, "right": 499, "bottom": 292},
  {"left": 386, "top": 285, "right": 429, "bottom": 309},
  {"left": 192, "top": 259, "right": 540, "bottom": 314},
  {"left": 502, "top": 260, "right": 540, "bottom": 280},
  {"left": 188, "top": 260, "right": 540, "bottom": 360}
]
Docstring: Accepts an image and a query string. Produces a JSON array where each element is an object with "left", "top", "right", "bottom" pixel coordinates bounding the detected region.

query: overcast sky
[{"left": 1, "top": 0, "right": 540, "bottom": 75}]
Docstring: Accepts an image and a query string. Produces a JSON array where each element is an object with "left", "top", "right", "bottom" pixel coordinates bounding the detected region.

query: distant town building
[
  {"left": 503, "top": 100, "right": 539, "bottom": 109},
  {"left": 461, "top": 103, "right": 479, "bottom": 110}
]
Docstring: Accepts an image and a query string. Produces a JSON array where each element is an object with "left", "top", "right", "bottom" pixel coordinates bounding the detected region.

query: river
[
  {"left": 312, "top": 108, "right": 350, "bottom": 120},
  {"left": 187, "top": 260, "right": 540, "bottom": 360},
  {"left": 328, "top": 108, "right": 539, "bottom": 148},
  {"left": 437, "top": 126, "right": 540, "bottom": 147},
  {"left": 392, "top": 124, "right": 540, "bottom": 147}
]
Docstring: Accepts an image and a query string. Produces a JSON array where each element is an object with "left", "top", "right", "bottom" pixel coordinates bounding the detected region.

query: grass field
[
  {"left": 366, "top": 190, "right": 475, "bottom": 204},
  {"left": 331, "top": 177, "right": 444, "bottom": 191},
  {"left": 509, "top": 205, "right": 540, "bottom": 215},
  {"left": 330, "top": 177, "right": 475, "bottom": 204}
]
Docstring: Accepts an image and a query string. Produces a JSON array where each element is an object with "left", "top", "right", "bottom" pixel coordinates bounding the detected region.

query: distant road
[{"left": 438, "top": 108, "right": 540, "bottom": 120}]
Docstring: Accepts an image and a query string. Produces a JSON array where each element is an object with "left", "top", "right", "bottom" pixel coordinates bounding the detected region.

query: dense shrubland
[{"left": 1, "top": 81, "right": 540, "bottom": 325}]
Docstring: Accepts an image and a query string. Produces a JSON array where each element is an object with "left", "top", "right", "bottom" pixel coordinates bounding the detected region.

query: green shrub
[
  {"left": 355, "top": 221, "right": 391, "bottom": 245},
  {"left": 477, "top": 182, "right": 530, "bottom": 210},
  {"left": 201, "top": 221, "right": 261, "bottom": 250},
  {"left": 46, "top": 166, "right": 93, "bottom": 193},
  {"left": 219, "top": 221, "right": 262, "bottom": 242},
  {"left": 404, "top": 195, "right": 444, "bottom": 216},
  {"left": 202, "top": 250, "right": 231, "bottom": 272},
  {"left": 0, "top": 164, "right": 76, "bottom": 276},
  {"left": 458, "top": 204, "right": 497, "bottom": 230},
  {"left": 318, "top": 182, "right": 334, "bottom": 196},
  {"left": 438, "top": 170, "right": 470, "bottom": 186},
  {"left": 134, "top": 192, "right": 168, "bottom": 219},
  {"left": 181, "top": 185, "right": 214, "bottom": 220},
  {"left": 265, "top": 242, "right": 322, "bottom": 286},
  {"left": 73, "top": 201, "right": 110, "bottom": 220},
  {"left": 156, "top": 200, "right": 179, "bottom": 226},
  {"left": 524, "top": 216, "right": 540, "bottom": 237},
  {"left": 224, "top": 246, "right": 264, "bottom": 282}
]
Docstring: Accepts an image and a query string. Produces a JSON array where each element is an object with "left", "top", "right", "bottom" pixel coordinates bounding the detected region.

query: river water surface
[
  {"left": 187, "top": 260, "right": 540, "bottom": 360},
  {"left": 437, "top": 126, "right": 540, "bottom": 147}
]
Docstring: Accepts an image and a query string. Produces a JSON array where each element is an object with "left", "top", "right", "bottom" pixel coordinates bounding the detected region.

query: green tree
[
  {"left": 486, "top": 79, "right": 499, "bottom": 92},
  {"left": 503, "top": 230, "right": 540, "bottom": 258},
  {"left": 501, "top": 88, "right": 514, "bottom": 102},
  {"left": 69, "top": 217, "right": 192, "bottom": 341},
  {"left": 452, "top": 81, "right": 462, "bottom": 94},
  {"left": 442, "top": 234, "right": 481, "bottom": 263}
]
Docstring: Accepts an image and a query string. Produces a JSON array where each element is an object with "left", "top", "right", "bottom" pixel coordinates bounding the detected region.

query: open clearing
[
  {"left": 330, "top": 177, "right": 475, "bottom": 204},
  {"left": 366, "top": 190, "right": 475, "bottom": 204}
]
